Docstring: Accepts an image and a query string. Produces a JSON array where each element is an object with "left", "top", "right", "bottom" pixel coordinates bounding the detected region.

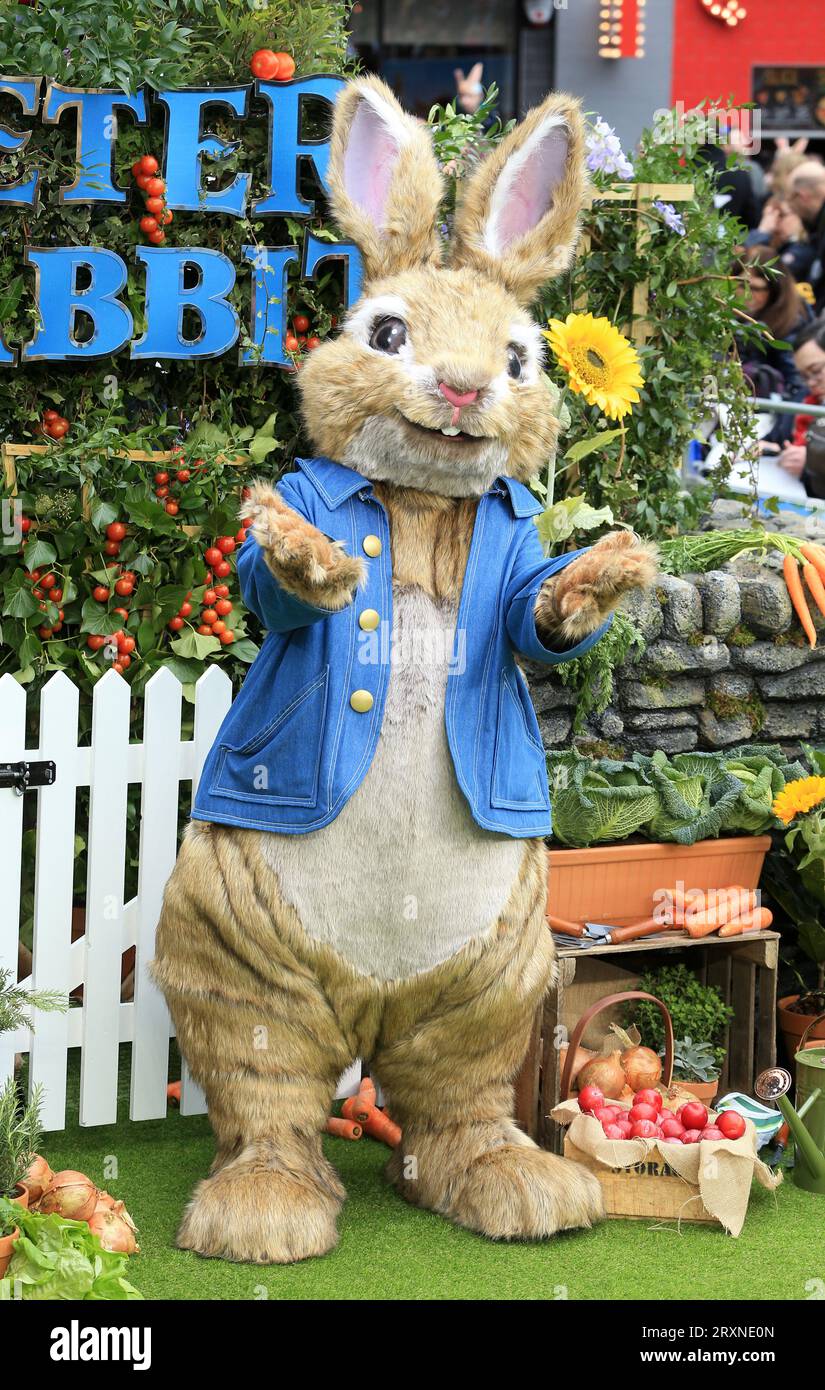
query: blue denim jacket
[{"left": 191, "top": 456, "right": 610, "bottom": 837}]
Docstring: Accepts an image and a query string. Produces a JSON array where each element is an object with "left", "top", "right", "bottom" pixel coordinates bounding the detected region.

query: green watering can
[{"left": 755, "top": 1012, "right": 825, "bottom": 1196}]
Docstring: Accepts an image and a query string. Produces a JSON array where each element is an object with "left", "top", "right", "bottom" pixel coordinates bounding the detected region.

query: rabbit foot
[
  {"left": 536, "top": 530, "right": 658, "bottom": 645},
  {"left": 245, "top": 480, "right": 365, "bottom": 611},
  {"left": 392, "top": 1142, "right": 604, "bottom": 1240},
  {"left": 177, "top": 1154, "right": 344, "bottom": 1264}
]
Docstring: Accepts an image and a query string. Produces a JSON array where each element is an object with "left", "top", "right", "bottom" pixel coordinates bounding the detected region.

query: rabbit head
[{"left": 297, "top": 73, "right": 587, "bottom": 497}]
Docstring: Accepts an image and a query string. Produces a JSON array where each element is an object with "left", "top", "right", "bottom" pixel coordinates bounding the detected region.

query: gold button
[
  {"left": 359, "top": 608, "right": 380, "bottom": 631},
  {"left": 350, "top": 689, "right": 374, "bottom": 713},
  {"left": 362, "top": 534, "right": 382, "bottom": 557}
]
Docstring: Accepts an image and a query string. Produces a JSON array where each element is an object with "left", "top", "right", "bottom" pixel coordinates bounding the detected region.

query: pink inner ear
[
  {"left": 492, "top": 125, "right": 569, "bottom": 251},
  {"left": 343, "top": 100, "right": 399, "bottom": 229}
]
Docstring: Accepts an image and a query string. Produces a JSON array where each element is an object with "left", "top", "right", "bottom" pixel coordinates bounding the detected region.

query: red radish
[
  {"left": 681, "top": 1129, "right": 703, "bottom": 1144},
  {"left": 37, "top": 1170, "right": 98, "bottom": 1221},
  {"left": 660, "top": 1132, "right": 684, "bottom": 1144},
  {"left": 678, "top": 1101, "right": 708, "bottom": 1131},
  {"left": 614, "top": 1119, "right": 634, "bottom": 1138},
  {"left": 716, "top": 1111, "right": 746, "bottom": 1141},
  {"left": 628, "top": 1102, "right": 658, "bottom": 1124},
  {"left": 660, "top": 1117, "right": 686, "bottom": 1138},
  {"left": 630, "top": 1120, "right": 658, "bottom": 1138},
  {"left": 603, "top": 1123, "right": 626, "bottom": 1140},
  {"left": 633, "top": 1088, "right": 662, "bottom": 1112},
  {"left": 594, "top": 1106, "right": 622, "bottom": 1124},
  {"left": 578, "top": 1085, "right": 605, "bottom": 1115},
  {"left": 701, "top": 1126, "right": 725, "bottom": 1141}
]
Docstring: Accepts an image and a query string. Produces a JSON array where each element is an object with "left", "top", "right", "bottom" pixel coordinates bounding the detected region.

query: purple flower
[
  {"left": 653, "top": 199, "right": 686, "bottom": 236},
  {"left": 585, "top": 119, "right": 635, "bottom": 180}
]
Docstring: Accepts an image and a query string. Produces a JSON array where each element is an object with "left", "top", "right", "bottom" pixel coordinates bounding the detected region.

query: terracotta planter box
[
  {"left": 547, "top": 836, "right": 772, "bottom": 929},
  {"left": 777, "top": 995, "right": 825, "bottom": 1068}
]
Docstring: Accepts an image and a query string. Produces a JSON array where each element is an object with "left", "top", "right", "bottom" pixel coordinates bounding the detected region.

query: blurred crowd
[{"left": 711, "top": 134, "right": 825, "bottom": 496}]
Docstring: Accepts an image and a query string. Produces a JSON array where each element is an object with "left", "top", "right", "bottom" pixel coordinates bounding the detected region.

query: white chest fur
[{"left": 259, "top": 586, "right": 525, "bottom": 981}]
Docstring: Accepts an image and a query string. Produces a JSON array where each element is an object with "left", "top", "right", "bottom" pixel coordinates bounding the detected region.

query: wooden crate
[
  {"left": 514, "top": 929, "right": 780, "bottom": 1152},
  {"left": 563, "top": 1138, "right": 717, "bottom": 1224}
]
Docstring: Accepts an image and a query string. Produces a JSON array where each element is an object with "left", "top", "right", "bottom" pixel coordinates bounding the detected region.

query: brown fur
[
  {"left": 151, "top": 824, "right": 603, "bottom": 1259},
  {"left": 245, "top": 479, "right": 365, "bottom": 611},
  {"left": 372, "top": 481, "right": 477, "bottom": 603},
  {"left": 325, "top": 73, "right": 446, "bottom": 283},
  {"left": 536, "top": 532, "right": 660, "bottom": 644},
  {"left": 449, "top": 92, "right": 588, "bottom": 308}
]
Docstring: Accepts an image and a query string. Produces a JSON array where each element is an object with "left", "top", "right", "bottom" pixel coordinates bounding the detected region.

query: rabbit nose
[{"left": 438, "top": 382, "right": 479, "bottom": 408}]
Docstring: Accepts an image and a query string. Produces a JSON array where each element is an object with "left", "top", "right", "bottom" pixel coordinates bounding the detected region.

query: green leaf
[
  {"left": 171, "top": 630, "right": 221, "bottom": 659},
  {"left": 230, "top": 638, "right": 259, "bottom": 663},
  {"left": 0, "top": 275, "right": 24, "bottom": 320},
  {"left": 89, "top": 497, "right": 119, "bottom": 531},
  {"left": 23, "top": 537, "right": 57, "bottom": 570},
  {"left": 536, "top": 494, "right": 615, "bottom": 546},
  {"left": 564, "top": 429, "right": 625, "bottom": 464},
  {"left": 249, "top": 435, "right": 278, "bottom": 465}
]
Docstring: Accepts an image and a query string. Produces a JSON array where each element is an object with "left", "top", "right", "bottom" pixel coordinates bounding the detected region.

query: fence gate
[{"left": 1, "top": 666, "right": 363, "bottom": 1131}]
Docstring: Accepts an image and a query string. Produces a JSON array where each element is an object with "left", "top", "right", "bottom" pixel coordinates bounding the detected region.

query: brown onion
[
  {"left": 19, "top": 1154, "right": 54, "bottom": 1204},
  {"left": 576, "top": 1050, "right": 626, "bottom": 1100},
  {"left": 37, "top": 1170, "right": 98, "bottom": 1223},
  {"left": 88, "top": 1202, "right": 139, "bottom": 1254},
  {"left": 621, "top": 1045, "right": 662, "bottom": 1092},
  {"left": 560, "top": 1044, "right": 596, "bottom": 1087}
]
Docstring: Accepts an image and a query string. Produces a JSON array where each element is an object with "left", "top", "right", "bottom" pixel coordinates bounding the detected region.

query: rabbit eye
[
  {"left": 507, "top": 346, "right": 524, "bottom": 379},
  {"left": 370, "top": 317, "right": 407, "bottom": 354}
]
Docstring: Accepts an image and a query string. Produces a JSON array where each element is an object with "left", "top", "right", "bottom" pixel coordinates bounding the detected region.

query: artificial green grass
[{"left": 40, "top": 1049, "right": 820, "bottom": 1301}]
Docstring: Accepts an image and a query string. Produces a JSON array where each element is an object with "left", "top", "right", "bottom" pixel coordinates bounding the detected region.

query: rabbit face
[{"left": 297, "top": 74, "right": 587, "bottom": 496}]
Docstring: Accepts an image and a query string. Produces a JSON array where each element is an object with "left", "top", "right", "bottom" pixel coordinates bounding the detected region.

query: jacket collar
[{"left": 295, "top": 456, "right": 543, "bottom": 519}]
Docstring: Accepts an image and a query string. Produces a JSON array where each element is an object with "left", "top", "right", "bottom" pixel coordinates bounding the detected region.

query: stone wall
[{"left": 529, "top": 558, "right": 825, "bottom": 756}]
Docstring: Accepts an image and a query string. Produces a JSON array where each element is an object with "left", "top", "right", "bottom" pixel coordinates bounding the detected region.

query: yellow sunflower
[
  {"left": 542, "top": 312, "right": 644, "bottom": 420},
  {"left": 772, "top": 776, "right": 825, "bottom": 825}
]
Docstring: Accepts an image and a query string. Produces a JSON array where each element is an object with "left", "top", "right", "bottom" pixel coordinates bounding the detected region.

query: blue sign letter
[
  {"left": 302, "top": 231, "right": 363, "bottom": 309},
  {"left": 253, "top": 75, "right": 344, "bottom": 216},
  {"left": 155, "top": 87, "right": 251, "bottom": 215},
  {"left": 0, "top": 77, "right": 43, "bottom": 210},
  {"left": 43, "top": 85, "right": 148, "bottom": 203},
  {"left": 132, "top": 247, "right": 239, "bottom": 359},
  {"left": 21, "top": 248, "right": 132, "bottom": 360}
]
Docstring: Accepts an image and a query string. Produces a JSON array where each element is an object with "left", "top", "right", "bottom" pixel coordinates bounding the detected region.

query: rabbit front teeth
[{"left": 440, "top": 425, "right": 461, "bottom": 436}]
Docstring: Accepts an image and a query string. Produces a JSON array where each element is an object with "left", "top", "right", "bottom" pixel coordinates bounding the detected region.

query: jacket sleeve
[
  {"left": 237, "top": 472, "right": 344, "bottom": 634},
  {"left": 504, "top": 518, "right": 612, "bottom": 665}
]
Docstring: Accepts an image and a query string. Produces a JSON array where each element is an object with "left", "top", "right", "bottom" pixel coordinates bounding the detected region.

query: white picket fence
[{"left": 1, "top": 666, "right": 361, "bottom": 1131}]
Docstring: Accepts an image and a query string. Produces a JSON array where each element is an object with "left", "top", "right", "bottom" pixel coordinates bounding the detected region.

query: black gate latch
[{"left": 0, "top": 760, "right": 57, "bottom": 795}]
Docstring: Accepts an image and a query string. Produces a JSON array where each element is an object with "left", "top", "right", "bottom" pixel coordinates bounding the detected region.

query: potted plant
[
  {"left": 666, "top": 1036, "right": 721, "bottom": 1103},
  {"left": 625, "top": 964, "right": 733, "bottom": 1096},
  {"left": 770, "top": 772, "right": 825, "bottom": 1059},
  {"left": 545, "top": 745, "right": 798, "bottom": 926}
]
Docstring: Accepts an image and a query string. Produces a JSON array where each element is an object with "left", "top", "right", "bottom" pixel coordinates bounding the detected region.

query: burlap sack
[{"left": 551, "top": 1098, "right": 782, "bottom": 1237}]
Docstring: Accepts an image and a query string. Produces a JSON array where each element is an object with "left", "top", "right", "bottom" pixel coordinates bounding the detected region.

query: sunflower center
[{"left": 571, "top": 344, "right": 610, "bottom": 387}]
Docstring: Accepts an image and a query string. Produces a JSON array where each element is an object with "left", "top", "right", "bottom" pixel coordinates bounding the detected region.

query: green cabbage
[{"left": 547, "top": 750, "right": 658, "bottom": 847}]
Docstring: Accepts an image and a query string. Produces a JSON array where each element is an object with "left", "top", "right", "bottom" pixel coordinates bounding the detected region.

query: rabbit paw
[
  {"left": 245, "top": 481, "right": 365, "bottom": 611},
  {"left": 536, "top": 531, "right": 658, "bottom": 645}
]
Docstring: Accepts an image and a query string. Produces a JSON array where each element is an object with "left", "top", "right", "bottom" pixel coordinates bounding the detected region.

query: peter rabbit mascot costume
[{"left": 153, "top": 74, "right": 656, "bottom": 1263}]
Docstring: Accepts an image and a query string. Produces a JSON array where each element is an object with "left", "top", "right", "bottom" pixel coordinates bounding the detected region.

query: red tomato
[
  {"left": 168, "top": 616, "right": 184, "bottom": 631},
  {"left": 214, "top": 584, "right": 229, "bottom": 599},
  {"left": 112, "top": 661, "right": 125, "bottom": 674},
  {"left": 155, "top": 485, "right": 169, "bottom": 499},
  {"left": 155, "top": 473, "right": 170, "bottom": 487},
  {"left": 51, "top": 589, "right": 63, "bottom": 603},
  {"left": 633, "top": 1088, "right": 662, "bottom": 1112},
  {"left": 32, "top": 586, "right": 44, "bottom": 599},
  {"left": 131, "top": 160, "right": 143, "bottom": 179},
  {"left": 145, "top": 196, "right": 164, "bottom": 215},
  {"left": 113, "top": 607, "right": 129, "bottom": 620},
  {"left": 47, "top": 418, "right": 69, "bottom": 438},
  {"left": 293, "top": 313, "right": 310, "bottom": 334},
  {"left": 42, "top": 408, "right": 59, "bottom": 422},
  {"left": 250, "top": 48, "right": 281, "bottom": 80},
  {"left": 87, "top": 634, "right": 106, "bottom": 651},
  {"left": 203, "top": 546, "right": 222, "bottom": 568},
  {"left": 20, "top": 515, "right": 31, "bottom": 533},
  {"left": 215, "top": 598, "right": 232, "bottom": 616},
  {"left": 114, "top": 578, "right": 134, "bottom": 597},
  {"left": 284, "top": 333, "right": 300, "bottom": 352},
  {"left": 117, "top": 654, "right": 131, "bottom": 669},
  {"left": 273, "top": 52, "right": 295, "bottom": 79},
  {"left": 214, "top": 559, "right": 231, "bottom": 578},
  {"left": 139, "top": 154, "right": 159, "bottom": 175},
  {"left": 135, "top": 173, "right": 153, "bottom": 190},
  {"left": 119, "top": 635, "right": 136, "bottom": 654},
  {"left": 678, "top": 1101, "right": 708, "bottom": 1132},
  {"left": 40, "top": 572, "right": 56, "bottom": 589},
  {"left": 307, "top": 336, "right": 321, "bottom": 350},
  {"left": 178, "top": 601, "right": 192, "bottom": 618},
  {"left": 212, "top": 620, "right": 226, "bottom": 636},
  {"left": 38, "top": 625, "right": 53, "bottom": 639},
  {"left": 106, "top": 522, "right": 127, "bottom": 541},
  {"left": 716, "top": 1111, "right": 746, "bottom": 1141},
  {"left": 219, "top": 629, "right": 235, "bottom": 644},
  {"left": 235, "top": 527, "right": 248, "bottom": 544},
  {"left": 216, "top": 535, "right": 235, "bottom": 554},
  {"left": 104, "top": 540, "right": 121, "bottom": 556},
  {"left": 630, "top": 1120, "right": 659, "bottom": 1139},
  {"left": 203, "top": 589, "right": 217, "bottom": 606},
  {"left": 146, "top": 177, "right": 165, "bottom": 197},
  {"left": 92, "top": 585, "right": 110, "bottom": 603},
  {"left": 176, "top": 469, "right": 190, "bottom": 483},
  {"left": 140, "top": 215, "right": 159, "bottom": 234},
  {"left": 197, "top": 623, "right": 213, "bottom": 635},
  {"left": 577, "top": 1085, "right": 604, "bottom": 1116},
  {"left": 160, "top": 209, "right": 173, "bottom": 225},
  {"left": 628, "top": 1102, "right": 658, "bottom": 1124},
  {"left": 201, "top": 607, "right": 218, "bottom": 625},
  {"left": 165, "top": 500, "right": 179, "bottom": 515},
  {"left": 148, "top": 229, "right": 166, "bottom": 245}
]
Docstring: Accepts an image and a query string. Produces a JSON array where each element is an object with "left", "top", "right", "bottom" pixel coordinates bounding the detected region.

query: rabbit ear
[
  {"left": 449, "top": 92, "right": 587, "bottom": 307},
  {"left": 326, "top": 74, "right": 445, "bottom": 282}
]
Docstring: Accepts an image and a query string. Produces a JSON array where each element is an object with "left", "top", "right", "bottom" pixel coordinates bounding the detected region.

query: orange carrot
[
  {"left": 362, "top": 1108, "right": 402, "bottom": 1147},
  {"left": 342, "top": 1095, "right": 374, "bottom": 1125},
  {"left": 326, "top": 1116, "right": 362, "bottom": 1140},
  {"left": 166, "top": 1080, "right": 181, "bottom": 1106},
  {"left": 684, "top": 890, "right": 757, "bottom": 938},
  {"left": 801, "top": 542, "right": 825, "bottom": 583},
  {"left": 804, "top": 563, "right": 825, "bottom": 619},
  {"left": 718, "top": 907, "right": 773, "bottom": 937},
  {"left": 358, "top": 1076, "right": 377, "bottom": 1105},
  {"left": 784, "top": 553, "right": 817, "bottom": 647}
]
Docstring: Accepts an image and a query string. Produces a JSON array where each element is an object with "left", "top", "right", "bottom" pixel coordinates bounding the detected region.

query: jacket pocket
[
  {"left": 490, "top": 667, "right": 548, "bottom": 811},
  {"left": 211, "top": 667, "right": 329, "bottom": 807}
]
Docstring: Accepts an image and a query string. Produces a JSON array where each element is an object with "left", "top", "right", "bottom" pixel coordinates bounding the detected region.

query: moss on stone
[
  {"left": 728, "top": 624, "right": 757, "bottom": 648},
  {"left": 707, "top": 688, "right": 766, "bottom": 732}
]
